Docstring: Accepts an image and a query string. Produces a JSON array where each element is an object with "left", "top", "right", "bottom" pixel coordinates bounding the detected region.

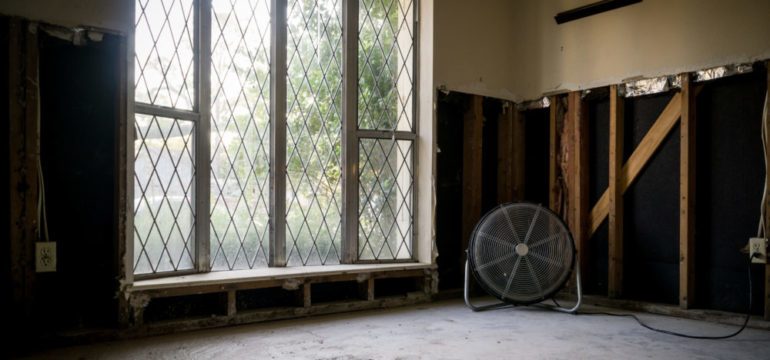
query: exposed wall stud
[
  {"left": 567, "top": 92, "right": 589, "bottom": 278},
  {"left": 497, "top": 102, "right": 514, "bottom": 204},
  {"left": 679, "top": 73, "right": 696, "bottom": 309},
  {"left": 461, "top": 95, "right": 483, "bottom": 256},
  {"left": 548, "top": 96, "right": 562, "bottom": 212},
  {"left": 608, "top": 85, "right": 624, "bottom": 298},
  {"left": 512, "top": 109, "right": 526, "bottom": 201}
]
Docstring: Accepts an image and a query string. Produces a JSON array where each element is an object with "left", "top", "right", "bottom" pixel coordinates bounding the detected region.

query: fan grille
[{"left": 469, "top": 203, "right": 575, "bottom": 305}]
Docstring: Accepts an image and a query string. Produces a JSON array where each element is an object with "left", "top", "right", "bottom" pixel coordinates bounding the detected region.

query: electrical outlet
[
  {"left": 749, "top": 238, "right": 767, "bottom": 264},
  {"left": 35, "top": 242, "right": 56, "bottom": 272}
]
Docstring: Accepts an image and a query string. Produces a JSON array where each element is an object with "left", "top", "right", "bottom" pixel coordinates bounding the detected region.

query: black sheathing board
[
  {"left": 436, "top": 92, "right": 466, "bottom": 289},
  {"left": 37, "top": 32, "right": 120, "bottom": 329},
  {"left": 0, "top": 17, "right": 10, "bottom": 317},
  {"left": 623, "top": 92, "right": 680, "bottom": 304},
  {"left": 522, "top": 108, "right": 550, "bottom": 205},
  {"left": 587, "top": 96, "right": 610, "bottom": 294},
  {"left": 481, "top": 98, "right": 501, "bottom": 213},
  {"left": 694, "top": 67, "right": 767, "bottom": 314}
]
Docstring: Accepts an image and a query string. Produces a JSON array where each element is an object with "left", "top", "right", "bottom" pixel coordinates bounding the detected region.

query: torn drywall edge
[
  {"left": 36, "top": 22, "right": 107, "bottom": 46},
  {"left": 434, "top": 83, "right": 520, "bottom": 103},
  {"left": 524, "top": 60, "right": 763, "bottom": 102},
  {"left": 517, "top": 97, "right": 551, "bottom": 111},
  {"left": 694, "top": 63, "right": 754, "bottom": 83},
  {"left": 621, "top": 75, "right": 678, "bottom": 98}
]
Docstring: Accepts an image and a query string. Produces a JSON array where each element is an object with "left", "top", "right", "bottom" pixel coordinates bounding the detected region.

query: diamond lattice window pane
[
  {"left": 358, "top": 139, "right": 413, "bottom": 260},
  {"left": 134, "top": 114, "right": 196, "bottom": 275},
  {"left": 210, "top": 0, "right": 272, "bottom": 271},
  {"left": 285, "top": 0, "right": 343, "bottom": 266},
  {"left": 135, "top": 0, "right": 196, "bottom": 110},
  {"left": 358, "top": 0, "right": 414, "bottom": 131}
]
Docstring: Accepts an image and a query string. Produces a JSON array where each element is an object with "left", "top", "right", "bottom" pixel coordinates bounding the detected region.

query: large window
[{"left": 132, "top": 0, "right": 416, "bottom": 277}]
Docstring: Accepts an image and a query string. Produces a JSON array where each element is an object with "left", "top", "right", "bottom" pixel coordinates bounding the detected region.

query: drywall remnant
[
  {"left": 518, "top": 97, "right": 551, "bottom": 111},
  {"left": 621, "top": 75, "right": 679, "bottom": 98},
  {"left": 694, "top": 63, "right": 753, "bottom": 82}
]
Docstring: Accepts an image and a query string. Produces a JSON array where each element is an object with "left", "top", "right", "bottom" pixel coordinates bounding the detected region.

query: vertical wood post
[
  {"left": 461, "top": 95, "right": 483, "bottom": 255},
  {"left": 511, "top": 109, "right": 526, "bottom": 201},
  {"left": 568, "top": 92, "right": 589, "bottom": 278},
  {"left": 497, "top": 102, "right": 513, "bottom": 204},
  {"left": 679, "top": 73, "right": 696, "bottom": 309},
  {"left": 9, "top": 19, "right": 39, "bottom": 322},
  {"left": 608, "top": 85, "right": 624, "bottom": 298},
  {"left": 548, "top": 96, "right": 561, "bottom": 212},
  {"left": 227, "top": 290, "right": 237, "bottom": 316}
]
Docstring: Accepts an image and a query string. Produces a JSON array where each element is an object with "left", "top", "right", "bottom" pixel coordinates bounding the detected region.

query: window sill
[{"left": 129, "top": 262, "right": 435, "bottom": 292}]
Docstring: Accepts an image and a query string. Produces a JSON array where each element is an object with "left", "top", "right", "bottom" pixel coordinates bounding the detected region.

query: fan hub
[{"left": 514, "top": 243, "right": 529, "bottom": 256}]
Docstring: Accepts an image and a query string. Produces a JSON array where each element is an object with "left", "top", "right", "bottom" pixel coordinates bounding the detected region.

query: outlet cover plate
[
  {"left": 35, "top": 242, "right": 56, "bottom": 272},
  {"left": 750, "top": 238, "right": 767, "bottom": 264}
]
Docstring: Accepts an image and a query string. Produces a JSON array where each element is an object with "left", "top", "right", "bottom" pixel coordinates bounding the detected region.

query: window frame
[{"left": 127, "top": 0, "right": 419, "bottom": 280}]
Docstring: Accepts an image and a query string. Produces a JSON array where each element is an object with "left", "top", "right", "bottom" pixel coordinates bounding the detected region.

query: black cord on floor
[{"left": 578, "top": 256, "right": 755, "bottom": 340}]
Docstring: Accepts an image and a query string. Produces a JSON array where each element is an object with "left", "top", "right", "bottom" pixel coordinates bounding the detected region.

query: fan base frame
[{"left": 463, "top": 258, "right": 583, "bottom": 313}]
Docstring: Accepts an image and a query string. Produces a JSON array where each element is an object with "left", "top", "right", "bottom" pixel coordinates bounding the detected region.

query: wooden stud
[
  {"left": 679, "top": 73, "right": 696, "bottom": 309},
  {"left": 461, "top": 95, "right": 484, "bottom": 254},
  {"left": 764, "top": 60, "right": 770, "bottom": 321},
  {"left": 588, "top": 93, "right": 683, "bottom": 236},
  {"left": 497, "top": 102, "right": 514, "bottom": 204},
  {"left": 8, "top": 18, "right": 24, "bottom": 317},
  {"left": 512, "top": 109, "right": 526, "bottom": 201},
  {"left": 548, "top": 96, "right": 561, "bottom": 212},
  {"left": 367, "top": 277, "right": 375, "bottom": 301},
  {"left": 117, "top": 30, "right": 133, "bottom": 328},
  {"left": 227, "top": 290, "right": 237, "bottom": 316},
  {"left": 357, "top": 275, "right": 375, "bottom": 301},
  {"left": 608, "top": 85, "right": 624, "bottom": 298},
  {"left": 9, "top": 19, "right": 39, "bottom": 321},
  {"left": 567, "top": 92, "right": 589, "bottom": 277},
  {"left": 303, "top": 282, "right": 312, "bottom": 308}
]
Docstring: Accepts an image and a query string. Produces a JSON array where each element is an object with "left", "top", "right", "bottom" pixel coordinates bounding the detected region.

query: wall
[
  {"left": 433, "top": 0, "right": 518, "bottom": 101},
  {"left": 511, "top": 0, "right": 770, "bottom": 100},
  {"left": 0, "top": 0, "right": 131, "bottom": 33}
]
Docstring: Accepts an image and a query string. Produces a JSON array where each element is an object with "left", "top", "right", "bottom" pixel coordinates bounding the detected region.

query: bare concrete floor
[{"left": 27, "top": 299, "right": 770, "bottom": 359}]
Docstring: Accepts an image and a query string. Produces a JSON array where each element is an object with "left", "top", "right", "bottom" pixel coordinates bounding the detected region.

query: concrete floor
[{"left": 26, "top": 299, "right": 770, "bottom": 359}]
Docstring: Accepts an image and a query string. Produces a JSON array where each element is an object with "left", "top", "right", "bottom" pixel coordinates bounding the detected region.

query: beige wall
[
  {"left": 512, "top": 0, "right": 770, "bottom": 100},
  {"left": 435, "top": 0, "right": 770, "bottom": 102},
  {"left": 434, "top": 0, "right": 519, "bottom": 101},
  {"left": 0, "top": 0, "right": 131, "bottom": 33}
]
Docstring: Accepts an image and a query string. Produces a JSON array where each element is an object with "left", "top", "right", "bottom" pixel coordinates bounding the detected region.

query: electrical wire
[
  {"left": 35, "top": 58, "right": 50, "bottom": 244},
  {"left": 577, "top": 255, "right": 756, "bottom": 340},
  {"left": 759, "top": 91, "right": 769, "bottom": 238}
]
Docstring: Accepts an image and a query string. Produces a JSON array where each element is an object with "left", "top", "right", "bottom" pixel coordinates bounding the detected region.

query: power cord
[{"left": 576, "top": 254, "right": 756, "bottom": 340}]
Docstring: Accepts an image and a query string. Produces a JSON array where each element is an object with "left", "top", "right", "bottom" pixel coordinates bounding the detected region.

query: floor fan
[{"left": 464, "top": 203, "right": 582, "bottom": 313}]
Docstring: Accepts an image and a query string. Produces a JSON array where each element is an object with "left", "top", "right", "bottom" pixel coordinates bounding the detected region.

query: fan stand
[{"left": 463, "top": 256, "right": 583, "bottom": 314}]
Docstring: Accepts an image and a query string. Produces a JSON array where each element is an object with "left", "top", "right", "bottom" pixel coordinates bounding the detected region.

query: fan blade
[{"left": 523, "top": 206, "right": 542, "bottom": 245}]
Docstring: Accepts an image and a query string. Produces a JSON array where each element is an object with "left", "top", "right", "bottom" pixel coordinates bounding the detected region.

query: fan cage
[{"left": 468, "top": 203, "right": 576, "bottom": 306}]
